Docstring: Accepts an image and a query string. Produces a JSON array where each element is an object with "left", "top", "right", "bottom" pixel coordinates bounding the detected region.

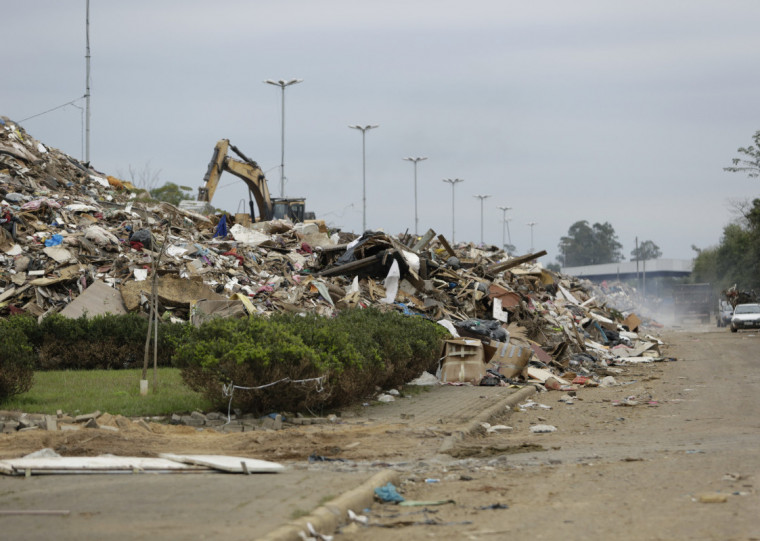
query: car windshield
[{"left": 735, "top": 305, "right": 760, "bottom": 314}]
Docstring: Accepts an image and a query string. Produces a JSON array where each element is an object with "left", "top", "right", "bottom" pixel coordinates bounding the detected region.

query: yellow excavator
[{"left": 196, "top": 139, "right": 308, "bottom": 222}]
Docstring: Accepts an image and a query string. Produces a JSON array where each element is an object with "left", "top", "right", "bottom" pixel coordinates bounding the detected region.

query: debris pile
[{"left": 1, "top": 116, "right": 664, "bottom": 396}]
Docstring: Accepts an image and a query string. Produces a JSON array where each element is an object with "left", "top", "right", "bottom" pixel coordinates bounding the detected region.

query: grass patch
[
  {"left": 1, "top": 368, "right": 213, "bottom": 417},
  {"left": 290, "top": 509, "right": 310, "bottom": 520}
]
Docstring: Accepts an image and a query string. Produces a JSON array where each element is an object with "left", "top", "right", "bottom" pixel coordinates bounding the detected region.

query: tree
[
  {"left": 149, "top": 182, "right": 193, "bottom": 206},
  {"left": 631, "top": 240, "right": 662, "bottom": 262},
  {"left": 692, "top": 198, "right": 760, "bottom": 291},
  {"left": 724, "top": 130, "right": 760, "bottom": 178},
  {"left": 557, "top": 220, "right": 623, "bottom": 266},
  {"left": 118, "top": 162, "right": 162, "bottom": 191}
]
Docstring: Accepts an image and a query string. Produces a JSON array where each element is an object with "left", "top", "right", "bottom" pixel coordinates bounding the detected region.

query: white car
[{"left": 730, "top": 303, "right": 760, "bottom": 332}]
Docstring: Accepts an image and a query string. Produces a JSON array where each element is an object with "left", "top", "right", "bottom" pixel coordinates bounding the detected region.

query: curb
[
  {"left": 437, "top": 384, "right": 537, "bottom": 454},
  {"left": 257, "top": 468, "right": 400, "bottom": 541}
]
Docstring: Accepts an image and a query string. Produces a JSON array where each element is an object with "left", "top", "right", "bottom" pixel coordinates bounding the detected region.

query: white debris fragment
[{"left": 530, "top": 424, "right": 557, "bottom": 433}]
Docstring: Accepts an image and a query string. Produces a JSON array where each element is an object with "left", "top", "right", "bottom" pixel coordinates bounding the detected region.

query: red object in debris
[
  {"left": 129, "top": 241, "right": 144, "bottom": 251},
  {"left": 572, "top": 376, "right": 589, "bottom": 385},
  {"left": 222, "top": 250, "right": 244, "bottom": 264}
]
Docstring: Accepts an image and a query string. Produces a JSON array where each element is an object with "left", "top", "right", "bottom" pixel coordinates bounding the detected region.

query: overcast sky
[{"left": 6, "top": 1, "right": 760, "bottom": 264}]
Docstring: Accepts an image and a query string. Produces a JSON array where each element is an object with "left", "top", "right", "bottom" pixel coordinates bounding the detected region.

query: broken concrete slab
[{"left": 59, "top": 279, "right": 127, "bottom": 318}]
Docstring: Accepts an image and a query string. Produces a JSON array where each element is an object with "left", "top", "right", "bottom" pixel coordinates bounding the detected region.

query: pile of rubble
[{"left": 0, "top": 116, "right": 665, "bottom": 397}]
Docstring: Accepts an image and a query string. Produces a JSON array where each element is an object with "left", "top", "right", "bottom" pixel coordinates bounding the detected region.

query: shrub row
[
  {"left": 0, "top": 325, "right": 35, "bottom": 401},
  {"left": 0, "top": 313, "right": 186, "bottom": 371},
  {"left": 0, "top": 308, "right": 448, "bottom": 412}
]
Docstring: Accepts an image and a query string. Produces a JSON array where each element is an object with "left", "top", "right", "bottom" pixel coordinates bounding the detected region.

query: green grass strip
[{"left": 2, "top": 368, "right": 213, "bottom": 417}]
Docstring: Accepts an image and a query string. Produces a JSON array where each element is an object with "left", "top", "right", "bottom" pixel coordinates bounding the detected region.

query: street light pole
[
  {"left": 349, "top": 124, "right": 379, "bottom": 232},
  {"left": 403, "top": 156, "right": 427, "bottom": 236},
  {"left": 527, "top": 222, "right": 537, "bottom": 253},
  {"left": 473, "top": 195, "right": 491, "bottom": 245},
  {"left": 497, "top": 205, "right": 512, "bottom": 250},
  {"left": 264, "top": 78, "right": 303, "bottom": 198},
  {"left": 442, "top": 179, "right": 464, "bottom": 243}
]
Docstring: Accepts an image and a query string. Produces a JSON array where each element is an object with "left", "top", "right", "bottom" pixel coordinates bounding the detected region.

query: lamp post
[
  {"left": 264, "top": 78, "right": 303, "bottom": 198},
  {"left": 527, "top": 221, "right": 537, "bottom": 253},
  {"left": 349, "top": 124, "right": 379, "bottom": 232},
  {"left": 442, "top": 179, "right": 464, "bottom": 243},
  {"left": 473, "top": 194, "right": 491, "bottom": 245},
  {"left": 403, "top": 156, "right": 427, "bottom": 236},
  {"left": 497, "top": 206, "right": 512, "bottom": 250}
]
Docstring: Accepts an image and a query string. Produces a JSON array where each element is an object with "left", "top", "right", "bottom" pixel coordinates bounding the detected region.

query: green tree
[
  {"left": 631, "top": 240, "right": 662, "bottom": 262},
  {"left": 557, "top": 220, "right": 623, "bottom": 266},
  {"left": 724, "top": 130, "right": 760, "bottom": 178},
  {"left": 693, "top": 198, "right": 760, "bottom": 291},
  {"left": 149, "top": 182, "right": 193, "bottom": 206}
]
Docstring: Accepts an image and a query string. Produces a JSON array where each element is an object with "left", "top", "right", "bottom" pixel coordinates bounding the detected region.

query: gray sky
[{"left": 6, "top": 1, "right": 760, "bottom": 264}]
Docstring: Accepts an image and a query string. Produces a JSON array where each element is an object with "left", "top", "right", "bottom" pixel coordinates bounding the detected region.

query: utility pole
[{"left": 85, "top": 0, "right": 91, "bottom": 164}]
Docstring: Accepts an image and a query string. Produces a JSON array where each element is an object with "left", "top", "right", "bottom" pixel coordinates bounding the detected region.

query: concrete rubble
[{"left": 1, "top": 116, "right": 668, "bottom": 428}]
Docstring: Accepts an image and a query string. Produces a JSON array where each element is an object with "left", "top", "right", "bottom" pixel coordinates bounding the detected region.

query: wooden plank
[
  {"left": 436, "top": 234, "right": 457, "bottom": 258},
  {"left": 411, "top": 229, "right": 436, "bottom": 252},
  {"left": 487, "top": 250, "right": 548, "bottom": 274},
  {"left": 315, "top": 250, "right": 391, "bottom": 277}
]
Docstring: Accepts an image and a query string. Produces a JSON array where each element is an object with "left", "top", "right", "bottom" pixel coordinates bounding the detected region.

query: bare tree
[{"left": 117, "top": 162, "right": 162, "bottom": 192}]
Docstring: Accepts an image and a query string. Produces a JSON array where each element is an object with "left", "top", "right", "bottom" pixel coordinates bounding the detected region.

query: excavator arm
[{"left": 199, "top": 139, "right": 274, "bottom": 220}]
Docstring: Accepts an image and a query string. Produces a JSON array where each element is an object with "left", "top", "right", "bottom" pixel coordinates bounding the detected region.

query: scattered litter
[
  {"left": 398, "top": 499, "right": 455, "bottom": 507},
  {"left": 375, "top": 482, "right": 405, "bottom": 503},
  {"left": 347, "top": 509, "right": 369, "bottom": 524},
  {"left": 518, "top": 401, "right": 552, "bottom": 411},
  {"left": 408, "top": 372, "right": 439, "bottom": 386},
  {"left": 477, "top": 503, "right": 509, "bottom": 510},
  {"left": 693, "top": 492, "right": 728, "bottom": 504},
  {"left": 530, "top": 424, "right": 557, "bottom": 433}
]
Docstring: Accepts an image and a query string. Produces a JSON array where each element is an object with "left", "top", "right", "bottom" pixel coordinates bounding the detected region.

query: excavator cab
[{"left": 271, "top": 198, "right": 306, "bottom": 222}]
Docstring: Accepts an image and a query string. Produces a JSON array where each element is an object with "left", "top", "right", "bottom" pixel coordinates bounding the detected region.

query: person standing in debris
[{"left": 0, "top": 204, "right": 19, "bottom": 240}]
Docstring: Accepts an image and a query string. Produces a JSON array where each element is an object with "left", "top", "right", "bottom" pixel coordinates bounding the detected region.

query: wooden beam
[{"left": 487, "top": 250, "right": 547, "bottom": 274}]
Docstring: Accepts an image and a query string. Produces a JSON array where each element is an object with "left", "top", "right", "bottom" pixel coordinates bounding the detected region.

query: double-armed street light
[
  {"left": 349, "top": 124, "right": 379, "bottom": 232},
  {"left": 473, "top": 194, "right": 491, "bottom": 245},
  {"left": 403, "top": 156, "right": 427, "bottom": 237},
  {"left": 527, "top": 221, "right": 537, "bottom": 253},
  {"left": 264, "top": 78, "right": 303, "bottom": 198},
  {"left": 442, "top": 179, "right": 464, "bottom": 243},
  {"left": 498, "top": 206, "right": 512, "bottom": 250}
]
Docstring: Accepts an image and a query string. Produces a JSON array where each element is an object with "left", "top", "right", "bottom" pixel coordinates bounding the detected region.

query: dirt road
[
  {"left": 0, "top": 327, "right": 758, "bottom": 540},
  {"left": 334, "top": 327, "right": 760, "bottom": 540}
]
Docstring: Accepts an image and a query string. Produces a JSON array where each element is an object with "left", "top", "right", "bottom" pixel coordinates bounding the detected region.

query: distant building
[{"left": 561, "top": 259, "right": 693, "bottom": 282}]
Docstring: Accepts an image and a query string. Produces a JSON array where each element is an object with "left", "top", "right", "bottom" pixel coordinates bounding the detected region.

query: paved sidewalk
[{"left": 357, "top": 384, "right": 522, "bottom": 427}]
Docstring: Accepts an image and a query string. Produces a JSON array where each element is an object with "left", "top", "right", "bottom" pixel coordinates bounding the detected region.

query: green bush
[
  {"left": 175, "top": 308, "right": 447, "bottom": 415},
  {"left": 0, "top": 313, "right": 187, "bottom": 371},
  {"left": 174, "top": 317, "right": 324, "bottom": 412},
  {"left": 0, "top": 325, "right": 35, "bottom": 401}
]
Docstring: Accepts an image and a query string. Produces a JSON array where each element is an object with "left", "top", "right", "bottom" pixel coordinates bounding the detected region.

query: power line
[{"left": 19, "top": 96, "right": 86, "bottom": 123}]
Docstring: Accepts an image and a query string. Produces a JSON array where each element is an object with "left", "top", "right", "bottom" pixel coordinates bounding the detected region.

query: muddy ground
[{"left": 1, "top": 326, "right": 758, "bottom": 540}]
